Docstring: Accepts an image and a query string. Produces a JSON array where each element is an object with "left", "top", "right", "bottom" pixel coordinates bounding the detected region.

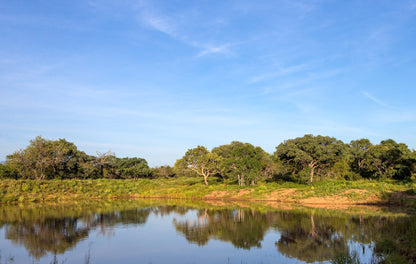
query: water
[{"left": 0, "top": 200, "right": 413, "bottom": 264}]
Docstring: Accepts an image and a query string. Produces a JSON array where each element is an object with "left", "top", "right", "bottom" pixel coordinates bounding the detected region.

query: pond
[{"left": 0, "top": 200, "right": 414, "bottom": 264}]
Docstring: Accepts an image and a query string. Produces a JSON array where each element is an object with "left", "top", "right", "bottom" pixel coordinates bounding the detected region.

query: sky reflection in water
[{"left": 0, "top": 202, "right": 406, "bottom": 264}]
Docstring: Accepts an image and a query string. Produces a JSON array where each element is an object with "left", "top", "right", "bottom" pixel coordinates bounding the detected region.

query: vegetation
[
  {"left": 0, "top": 178, "right": 415, "bottom": 209},
  {"left": 3, "top": 135, "right": 415, "bottom": 186},
  {"left": 0, "top": 135, "right": 415, "bottom": 206},
  {"left": 1, "top": 136, "right": 154, "bottom": 180}
]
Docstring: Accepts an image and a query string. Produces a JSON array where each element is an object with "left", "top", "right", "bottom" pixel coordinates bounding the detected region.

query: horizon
[{"left": 1, "top": 1, "right": 415, "bottom": 167}]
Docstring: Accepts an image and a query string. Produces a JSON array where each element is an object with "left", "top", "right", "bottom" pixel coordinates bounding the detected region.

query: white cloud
[
  {"left": 263, "top": 68, "right": 344, "bottom": 93},
  {"left": 196, "top": 44, "right": 232, "bottom": 57},
  {"left": 141, "top": 12, "right": 178, "bottom": 38},
  {"left": 361, "top": 91, "right": 391, "bottom": 108},
  {"left": 136, "top": 3, "right": 235, "bottom": 58},
  {"left": 249, "top": 63, "right": 309, "bottom": 83}
]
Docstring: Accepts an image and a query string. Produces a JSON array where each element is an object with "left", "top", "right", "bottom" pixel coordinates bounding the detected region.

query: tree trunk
[
  {"left": 310, "top": 166, "right": 315, "bottom": 184},
  {"left": 203, "top": 174, "right": 209, "bottom": 185},
  {"left": 237, "top": 175, "right": 245, "bottom": 186}
]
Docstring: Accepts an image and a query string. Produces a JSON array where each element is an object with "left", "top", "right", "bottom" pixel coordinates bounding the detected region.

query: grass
[{"left": 0, "top": 178, "right": 415, "bottom": 208}]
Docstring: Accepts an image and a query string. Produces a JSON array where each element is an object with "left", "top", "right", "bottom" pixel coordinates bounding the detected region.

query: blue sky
[{"left": 1, "top": 0, "right": 415, "bottom": 166}]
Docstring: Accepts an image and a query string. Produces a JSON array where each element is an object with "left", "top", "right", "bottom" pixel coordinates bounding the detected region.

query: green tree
[
  {"left": 6, "top": 136, "right": 85, "bottom": 180},
  {"left": 274, "top": 135, "right": 347, "bottom": 183},
  {"left": 346, "top": 138, "right": 373, "bottom": 179},
  {"left": 213, "top": 142, "right": 270, "bottom": 186},
  {"left": 362, "top": 139, "right": 415, "bottom": 180},
  {"left": 116, "top": 157, "right": 151, "bottom": 179},
  {"left": 152, "top": 165, "right": 175, "bottom": 178},
  {"left": 176, "top": 146, "right": 222, "bottom": 185},
  {"left": 0, "top": 163, "right": 18, "bottom": 179},
  {"left": 94, "top": 151, "right": 116, "bottom": 178}
]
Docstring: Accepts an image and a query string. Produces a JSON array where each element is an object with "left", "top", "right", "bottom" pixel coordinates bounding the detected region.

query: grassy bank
[{"left": 0, "top": 178, "right": 415, "bottom": 208}]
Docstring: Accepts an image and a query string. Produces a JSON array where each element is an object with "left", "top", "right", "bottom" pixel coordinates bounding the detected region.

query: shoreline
[{"left": 0, "top": 178, "right": 415, "bottom": 210}]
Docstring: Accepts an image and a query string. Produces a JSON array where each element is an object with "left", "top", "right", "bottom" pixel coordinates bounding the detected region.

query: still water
[{"left": 0, "top": 200, "right": 414, "bottom": 264}]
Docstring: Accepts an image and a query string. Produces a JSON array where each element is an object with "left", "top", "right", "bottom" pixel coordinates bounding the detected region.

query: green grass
[{"left": 0, "top": 178, "right": 415, "bottom": 208}]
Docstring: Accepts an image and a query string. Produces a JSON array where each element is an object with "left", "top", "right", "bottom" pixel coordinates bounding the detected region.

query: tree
[
  {"left": 362, "top": 139, "right": 415, "bottom": 180},
  {"left": 94, "top": 151, "right": 116, "bottom": 178},
  {"left": 152, "top": 165, "right": 175, "bottom": 178},
  {"left": 0, "top": 163, "right": 18, "bottom": 179},
  {"left": 274, "top": 135, "right": 347, "bottom": 183},
  {"left": 348, "top": 139, "right": 373, "bottom": 178},
  {"left": 6, "top": 136, "right": 84, "bottom": 180},
  {"left": 176, "top": 146, "right": 222, "bottom": 185},
  {"left": 116, "top": 157, "right": 151, "bottom": 179},
  {"left": 213, "top": 142, "right": 270, "bottom": 186}
]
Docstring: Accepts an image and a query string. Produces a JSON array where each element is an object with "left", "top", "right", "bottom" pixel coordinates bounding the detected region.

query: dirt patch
[
  {"left": 299, "top": 190, "right": 384, "bottom": 209},
  {"left": 204, "top": 191, "right": 228, "bottom": 200},
  {"left": 264, "top": 189, "right": 297, "bottom": 201},
  {"left": 231, "top": 189, "right": 253, "bottom": 199}
]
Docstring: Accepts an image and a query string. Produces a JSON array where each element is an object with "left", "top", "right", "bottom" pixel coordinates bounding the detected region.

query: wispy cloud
[
  {"left": 196, "top": 44, "right": 232, "bottom": 57},
  {"left": 249, "top": 63, "right": 309, "bottom": 83},
  {"left": 140, "top": 12, "right": 178, "bottom": 38},
  {"left": 361, "top": 91, "right": 391, "bottom": 108},
  {"left": 136, "top": 3, "right": 234, "bottom": 58},
  {"left": 263, "top": 68, "right": 344, "bottom": 93}
]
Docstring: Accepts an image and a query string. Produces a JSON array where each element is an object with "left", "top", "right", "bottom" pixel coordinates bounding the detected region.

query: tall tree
[
  {"left": 116, "top": 157, "right": 151, "bottom": 179},
  {"left": 213, "top": 142, "right": 270, "bottom": 186},
  {"left": 274, "top": 135, "right": 347, "bottom": 183},
  {"left": 176, "top": 146, "right": 222, "bottom": 185},
  {"left": 94, "top": 151, "right": 116, "bottom": 178},
  {"left": 362, "top": 139, "right": 415, "bottom": 180},
  {"left": 6, "top": 136, "right": 84, "bottom": 180},
  {"left": 349, "top": 138, "right": 373, "bottom": 177}
]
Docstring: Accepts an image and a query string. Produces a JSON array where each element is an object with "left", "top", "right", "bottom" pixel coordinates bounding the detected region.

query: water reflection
[
  {"left": 173, "top": 208, "right": 268, "bottom": 249},
  {"left": 276, "top": 214, "right": 347, "bottom": 262},
  {"left": 0, "top": 201, "right": 414, "bottom": 264}
]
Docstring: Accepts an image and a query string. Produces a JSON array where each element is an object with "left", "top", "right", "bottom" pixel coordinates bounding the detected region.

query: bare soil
[{"left": 203, "top": 187, "right": 388, "bottom": 210}]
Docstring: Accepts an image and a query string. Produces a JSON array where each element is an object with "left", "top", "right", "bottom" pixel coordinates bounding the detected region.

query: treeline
[
  {"left": 0, "top": 136, "right": 174, "bottom": 180},
  {"left": 1, "top": 135, "right": 416, "bottom": 185}
]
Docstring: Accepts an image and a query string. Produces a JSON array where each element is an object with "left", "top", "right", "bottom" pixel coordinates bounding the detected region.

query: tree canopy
[
  {"left": 274, "top": 135, "right": 347, "bottom": 183},
  {"left": 2, "top": 135, "right": 416, "bottom": 184}
]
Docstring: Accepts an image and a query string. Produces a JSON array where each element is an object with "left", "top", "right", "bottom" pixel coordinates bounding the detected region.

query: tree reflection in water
[
  {"left": 1, "top": 207, "right": 152, "bottom": 259},
  {"left": 276, "top": 214, "right": 347, "bottom": 263},
  {"left": 5, "top": 218, "right": 89, "bottom": 259},
  {"left": 0, "top": 202, "right": 415, "bottom": 263},
  {"left": 173, "top": 208, "right": 269, "bottom": 249}
]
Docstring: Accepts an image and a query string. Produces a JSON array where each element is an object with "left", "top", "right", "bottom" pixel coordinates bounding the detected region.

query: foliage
[
  {"left": 361, "top": 139, "right": 415, "bottom": 181},
  {"left": 152, "top": 165, "right": 175, "bottom": 178},
  {"left": 4, "top": 136, "right": 151, "bottom": 180},
  {"left": 2, "top": 135, "right": 416, "bottom": 186},
  {"left": 5, "top": 136, "right": 83, "bottom": 180},
  {"left": 274, "top": 135, "right": 347, "bottom": 183},
  {"left": 115, "top": 157, "right": 151, "bottom": 179},
  {"left": 213, "top": 141, "right": 272, "bottom": 186},
  {"left": 0, "top": 164, "right": 17, "bottom": 179},
  {"left": 175, "top": 146, "right": 222, "bottom": 185}
]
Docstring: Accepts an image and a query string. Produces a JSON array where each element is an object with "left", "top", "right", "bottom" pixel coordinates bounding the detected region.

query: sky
[{"left": 1, "top": 0, "right": 416, "bottom": 166}]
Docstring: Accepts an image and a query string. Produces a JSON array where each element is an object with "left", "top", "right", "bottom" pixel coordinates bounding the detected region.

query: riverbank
[{"left": 1, "top": 178, "right": 415, "bottom": 209}]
